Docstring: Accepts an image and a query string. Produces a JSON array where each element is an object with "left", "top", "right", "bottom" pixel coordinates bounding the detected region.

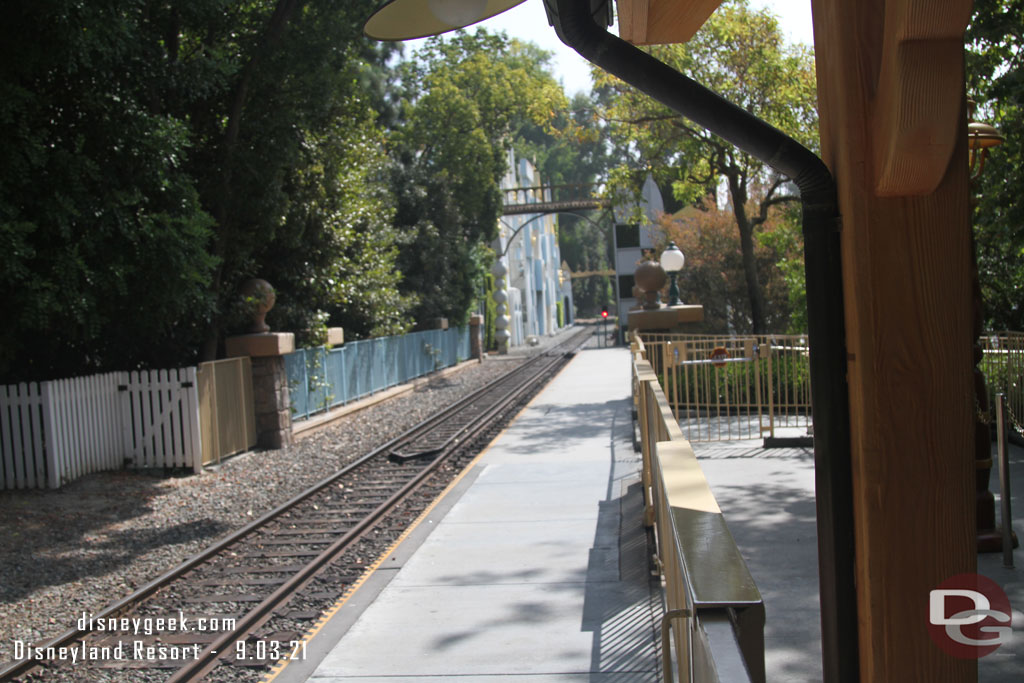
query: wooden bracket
[
  {"left": 616, "top": 0, "right": 723, "bottom": 46},
  {"left": 872, "top": 0, "right": 972, "bottom": 196}
]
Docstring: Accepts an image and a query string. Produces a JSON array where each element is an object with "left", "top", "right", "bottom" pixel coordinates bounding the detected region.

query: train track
[{"left": 1, "top": 328, "right": 593, "bottom": 682}]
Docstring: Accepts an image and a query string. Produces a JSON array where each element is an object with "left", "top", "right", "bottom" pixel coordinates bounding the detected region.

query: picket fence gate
[{"left": 0, "top": 368, "right": 201, "bottom": 490}]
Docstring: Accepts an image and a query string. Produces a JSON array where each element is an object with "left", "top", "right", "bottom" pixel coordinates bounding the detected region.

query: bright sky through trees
[{"left": 403, "top": 0, "right": 814, "bottom": 95}]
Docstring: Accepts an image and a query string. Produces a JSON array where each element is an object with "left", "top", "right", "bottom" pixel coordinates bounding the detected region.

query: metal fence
[
  {"left": 639, "top": 330, "right": 1024, "bottom": 443},
  {"left": 980, "top": 332, "right": 1024, "bottom": 432},
  {"left": 284, "top": 327, "right": 471, "bottom": 421},
  {"left": 639, "top": 333, "right": 813, "bottom": 442}
]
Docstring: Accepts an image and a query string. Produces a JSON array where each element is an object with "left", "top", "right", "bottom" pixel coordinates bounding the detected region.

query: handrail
[{"left": 633, "top": 333, "right": 765, "bottom": 683}]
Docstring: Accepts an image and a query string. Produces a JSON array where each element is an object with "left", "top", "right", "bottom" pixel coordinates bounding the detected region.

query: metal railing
[
  {"left": 640, "top": 333, "right": 812, "bottom": 442},
  {"left": 639, "top": 331, "right": 1024, "bottom": 443},
  {"left": 284, "top": 327, "right": 471, "bottom": 421},
  {"left": 632, "top": 334, "right": 765, "bottom": 682},
  {"left": 980, "top": 332, "right": 1024, "bottom": 432}
]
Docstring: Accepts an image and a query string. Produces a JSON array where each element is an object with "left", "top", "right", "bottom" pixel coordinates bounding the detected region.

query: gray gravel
[{"left": 0, "top": 356, "right": 523, "bottom": 667}]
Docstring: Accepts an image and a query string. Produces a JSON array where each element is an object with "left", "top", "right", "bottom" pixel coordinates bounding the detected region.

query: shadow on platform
[{"left": 693, "top": 438, "right": 1024, "bottom": 682}]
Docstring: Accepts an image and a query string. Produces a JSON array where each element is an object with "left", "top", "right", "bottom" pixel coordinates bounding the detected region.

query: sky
[{"left": 404, "top": 0, "right": 814, "bottom": 96}]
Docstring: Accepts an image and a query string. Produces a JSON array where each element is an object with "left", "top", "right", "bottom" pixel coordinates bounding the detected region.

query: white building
[{"left": 493, "top": 152, "right": 574, "bottom": 348}]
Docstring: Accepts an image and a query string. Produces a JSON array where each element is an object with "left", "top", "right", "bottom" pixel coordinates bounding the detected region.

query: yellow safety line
[{"left": 259, "top": 356, "right": 570, "bottom": 682}]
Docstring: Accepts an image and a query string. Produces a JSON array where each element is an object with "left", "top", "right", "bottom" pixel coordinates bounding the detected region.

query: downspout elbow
[{"left": 549, "top": 0, "right": 835, "bottom": 209}]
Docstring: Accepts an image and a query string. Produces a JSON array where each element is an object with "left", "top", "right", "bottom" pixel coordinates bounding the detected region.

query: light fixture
[
  {"left": 967, "top": 99, "right": 1005, "bottom": 179},
  {"left": 364, "top": 0, "right": 527, "bottom": 41},
  {"left": 659, "top": 241, "right": 685, "bottom": 306},
  {"left": 968, "top": 120, "right": 1005, "bottom": 178}
]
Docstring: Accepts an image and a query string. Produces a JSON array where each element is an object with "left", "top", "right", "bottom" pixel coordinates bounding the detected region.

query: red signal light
[{"left": 601, "top": 309, "right": 609, "bottom": 319}]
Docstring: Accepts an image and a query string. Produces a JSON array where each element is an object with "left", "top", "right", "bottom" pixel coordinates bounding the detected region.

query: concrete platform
[{"left": 270, "top": 345, "right": 662, "bottom": 683}]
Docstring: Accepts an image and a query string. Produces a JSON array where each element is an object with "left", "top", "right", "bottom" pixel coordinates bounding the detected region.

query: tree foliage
[
  {"left": 657, "top": 200, "right": 802, "bottom": 334},
  {"left": 967, "top": 0, "right": 1024, "bottom": 330},
  {"left": 0, "top": 3, "right": 619, "bottom": 381},
  {"left": 255, "top": 104, "right": 414, "bottom": 343},
  {"left": 0, "top": 0, "right": 411, "bottom": 380},
  {"left": 0, "top": 0, "right": 217, "bottom": 380},
  {"left": 160, "top": 0, "right": 410, "bottom": 351},
  {"left": 596, "top": 0, "right": 817, "bottom": 333},
  {"left": 389, "top": 31, "right": 566, "bottom": 325}
]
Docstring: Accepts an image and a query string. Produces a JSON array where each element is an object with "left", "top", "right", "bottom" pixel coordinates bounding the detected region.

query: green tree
[
  {"left": 158, "top": 0, "right": 409, "bottom": 353},
  {"left": 596, "top": 0, "right": 817, "bottom": 333},
  {"left": 0, "top": 0, "right": 412, "bottom": 381},
  {"left": 390, "top": 30, "right": 566, "bottom": 325},
  {"left": 254, "top": 102, "right": 415, "bottom": 343},
  {"left": 0, "top": 0, "right": 217, "bottom": 381},
  {"left": 967, "top": 0, "right": 1024, "bottom": 330}
]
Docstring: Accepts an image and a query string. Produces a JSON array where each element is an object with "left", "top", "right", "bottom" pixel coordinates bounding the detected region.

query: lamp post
[
  {"left": 659, "top": 242, "right": 685, "bottom": 306},
  {"left": 968, "top": 119, "right": 1005, "bottom": 180}
]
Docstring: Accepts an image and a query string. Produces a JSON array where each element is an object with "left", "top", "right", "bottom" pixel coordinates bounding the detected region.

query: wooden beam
[
  {"left": 812, "top": 0, "right": 976, "bottom": 680},
  {"left": 615, "top": 0, "right": 724, "bottom": 46}
]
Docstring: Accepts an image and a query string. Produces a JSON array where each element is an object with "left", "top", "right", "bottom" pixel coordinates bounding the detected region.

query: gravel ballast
[{"left": 0, "top": 356, "right": 525, "bottom": 667}]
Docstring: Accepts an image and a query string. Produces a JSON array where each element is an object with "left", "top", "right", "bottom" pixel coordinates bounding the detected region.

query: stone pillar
[
  {"left": 469, "top": 314, "right": 484, "bottom": 361},
  {"left": 226, "top": 332, "right": 295, "bottom": 450},
  {"left": 325, "top": 327, "right": 344, "bottom": 347},
  {"left": 626, "top": 305, "right": 704, "bottom": 334}
]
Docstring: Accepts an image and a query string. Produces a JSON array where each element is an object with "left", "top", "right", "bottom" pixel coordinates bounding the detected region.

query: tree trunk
[
  {"left": 200, "top": 0, "right": 303, "bottom": 361},
  {"left": 728, "top": 175, "right": 767, "bottom": 333}
]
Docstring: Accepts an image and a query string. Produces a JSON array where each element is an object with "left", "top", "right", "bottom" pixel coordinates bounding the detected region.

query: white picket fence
[{"left": 0, "top": 368, "right": 201, "bottom": 490}]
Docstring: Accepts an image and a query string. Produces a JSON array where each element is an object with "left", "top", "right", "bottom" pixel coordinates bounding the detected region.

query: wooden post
[{"left": 811, "top": 0, "right": 976, "bottom": 680}]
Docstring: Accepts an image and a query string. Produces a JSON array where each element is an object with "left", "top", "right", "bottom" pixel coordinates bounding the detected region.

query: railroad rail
[{"left": 1, "top": 328, "right": 592, "bottom": 683}]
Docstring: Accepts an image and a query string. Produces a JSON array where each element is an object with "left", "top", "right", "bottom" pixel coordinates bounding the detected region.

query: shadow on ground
[
  {"left": 693, "top": 442, "right": 824, "bottom": 682},
  {"left": 0, "top": 471, "right": 229, "bottom": 601}
]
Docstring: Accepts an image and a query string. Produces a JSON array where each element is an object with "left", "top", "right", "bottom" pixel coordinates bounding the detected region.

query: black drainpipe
[{"left": 546, "top": 1, "right": 858, "bottom": 680}]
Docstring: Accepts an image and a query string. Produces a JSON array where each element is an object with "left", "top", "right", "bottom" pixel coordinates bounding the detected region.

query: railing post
[
  {"left": 642, "top": 384, "right": 656, "bottom": 528},
  {"left": 682, "top": 341, "right": 691, "bottom": 441},
  {"left": 755, "top": 339, "right": 765, "bottom": 438},
  {"left": 661, "top": 608, "right": 693, "bottom": 683},
  {"left": 766, "top": 343, "right": 775, "bottom": 440},
  {"left": 659, "top": 342, "right": 672, "bottom": 421},
  {"left": 633, "top": 356, "right": 662, "bottom": 529},
  {"left": 996, "top": 393, "right": 1015, "bottom": 568}
]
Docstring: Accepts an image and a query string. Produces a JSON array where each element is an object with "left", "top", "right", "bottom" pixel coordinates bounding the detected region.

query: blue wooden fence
[{"left": 284, "top": 327, "right": 471, "bottom": 421}]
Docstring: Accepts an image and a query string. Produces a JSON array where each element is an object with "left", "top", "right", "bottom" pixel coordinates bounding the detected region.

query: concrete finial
[
  {"left": 240, "top": 278, "right": 276, "bottom": 333},
  {"left": 634, "top": 260, "right": 667, "bottom": 310}
]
